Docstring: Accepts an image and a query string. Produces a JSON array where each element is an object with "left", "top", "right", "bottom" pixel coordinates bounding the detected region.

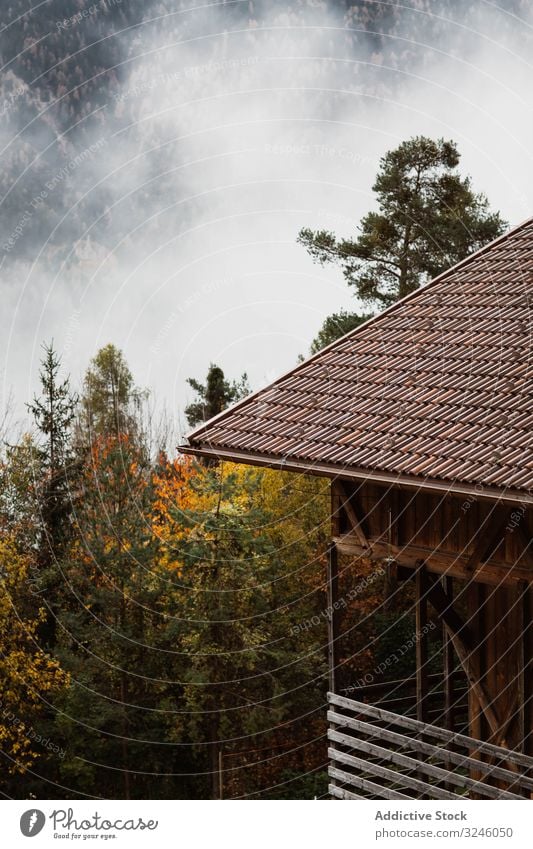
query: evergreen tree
[
  {"left": 298, "top": 136, "right": 506, "bottom": 307},
  {"left": 27, "top": 343, "right": 78, "bottom": 567},
  {"left": 185, "top": 364, "right": 250, "bottom": 429},
  {"left": 53, "top": 348, "right": 186, "bottom": 799},
  {"left": 27, "top": 343, "right": 78, "bottom": 647}
]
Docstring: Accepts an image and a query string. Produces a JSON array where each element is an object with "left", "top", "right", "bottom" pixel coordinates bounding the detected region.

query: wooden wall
[{"left": 331, "top": 479, "right": 533, "bottom": 755}]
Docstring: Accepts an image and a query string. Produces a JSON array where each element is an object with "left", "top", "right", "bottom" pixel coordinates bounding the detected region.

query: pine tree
[
  {"left": 27, "top": 342, "right": 78, "bottom": 646},
  {"left": 54, "top": 349, "right": 186, "bottom": 799},
  {"left": 185, "top": 364, "right": 250, "bottom": 429},
  {"left": 309, "top": 310, "right": 372, "bottom": 354}
]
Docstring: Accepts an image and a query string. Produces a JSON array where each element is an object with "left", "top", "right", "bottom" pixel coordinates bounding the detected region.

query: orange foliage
[{"left": 151, "top": 454, "right": 206, "bottom": 571}]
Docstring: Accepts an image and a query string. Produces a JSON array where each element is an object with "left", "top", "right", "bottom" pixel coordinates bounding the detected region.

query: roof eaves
[{"left": 180, "top": 443, "right": 533, "bottom": 506}]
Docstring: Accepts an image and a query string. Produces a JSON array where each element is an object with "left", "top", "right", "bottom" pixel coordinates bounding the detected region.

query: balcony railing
[{"left": 328, "top": 692, "right": 533, "bottom": 800}]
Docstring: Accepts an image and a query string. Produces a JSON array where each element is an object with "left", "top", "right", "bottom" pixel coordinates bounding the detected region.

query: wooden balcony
[{"left": 328, "top": 692, "right": 533, "bottom": 800}]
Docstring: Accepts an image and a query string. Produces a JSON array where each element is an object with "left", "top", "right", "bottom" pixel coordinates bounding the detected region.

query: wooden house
[{"left": 181, "top": 219, "right": 533, "bottom": 799}]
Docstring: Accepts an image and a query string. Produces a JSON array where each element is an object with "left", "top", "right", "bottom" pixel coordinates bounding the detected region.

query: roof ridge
[{"left": 183, "top": 215, "right": 533, "bottom": 444}]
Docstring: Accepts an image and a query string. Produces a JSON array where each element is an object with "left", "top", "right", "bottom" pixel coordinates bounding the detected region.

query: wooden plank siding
[
  {"left": 331, "top": 479, "right": 533, "bottom": 772},
  {"left": 337, "top": 480, "right": 528, "bottom": 567},
  {"left": 334, "top": 481, "right": 533, "bottom": 585}
]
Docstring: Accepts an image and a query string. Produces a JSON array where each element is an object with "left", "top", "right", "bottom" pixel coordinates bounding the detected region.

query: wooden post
[
  {"left": 525, "top": 587, "right": 532, "bottom": 759},
  {"left": 328, "top": 483, "right": 342, "bottom": 798},
  {"left": 468, "top": 582, "right": 485, "bottom": 739},
  {"left": 467, "top": 581, "right": 485, "bottom": 789},
  {"left": 327, "top": 542, "right": 339, "bottom": 694},
  {"left": 384, "top": 489, "right": 399, "bottom": 611},
  {"left": 415, "top": 564, "right": 430, "bottom": 723},
  {"left": 210, "top": 740, "right": 220, "bottom": 800},
  {"left": 442, "top": 575, "right": 454, "bottom": 790},
  {"left": 518, "top": 581, "right": 532, "bottom": 757}
]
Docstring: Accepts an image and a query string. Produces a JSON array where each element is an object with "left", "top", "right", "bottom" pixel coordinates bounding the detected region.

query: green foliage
[
  {"left": 309, "top": 310, "right": 372, "bottom": 354},
  {"left": 263, "top": 768, "right": 329, "bottom": 799},
  {"left": 27, "top": 343, "right": 77, "bottom": 551},
  {"left": 79, "top": 344, "right": 147, "bottom": 441},
  {"left": 171, "top": 465, "right": 326, "bottom": 797},
  {"left": 299, "top": 136, "right": 506, "bottom": 306},
  {"left": 27, "top": 342, "right": 78, "bottom": 472},
  {"left": 54, "top": 433, "right": 181, "bottom": 799},
  {"left": 26, "top": 343, "right": 78, "bottom": 647}
]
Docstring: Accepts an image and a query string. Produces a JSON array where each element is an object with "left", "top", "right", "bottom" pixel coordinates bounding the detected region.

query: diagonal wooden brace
[
  {"left": 338, "top": 482, "right": 369, "bottom": 550},
  {"left": 422, "top": 576, "right": 514, "bottom": 754}
]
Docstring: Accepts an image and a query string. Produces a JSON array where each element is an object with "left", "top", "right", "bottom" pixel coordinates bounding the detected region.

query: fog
[{"left": 1, "top": 0, "right": 532, "bottom": 439}]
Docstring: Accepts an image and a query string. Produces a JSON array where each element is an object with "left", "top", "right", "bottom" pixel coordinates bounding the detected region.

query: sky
[{"left": 1, "top": 0, "right": 532, "bottom": 442}]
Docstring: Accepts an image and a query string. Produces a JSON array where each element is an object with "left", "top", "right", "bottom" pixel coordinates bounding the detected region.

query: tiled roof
[{"left": 182, "top": 218, "right": 533, "bottom": 502}]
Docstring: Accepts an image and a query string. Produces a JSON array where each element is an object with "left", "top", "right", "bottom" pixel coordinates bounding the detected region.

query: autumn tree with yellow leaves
[{"left": 0, "top": 537, "right": 68, "bottom": 781}]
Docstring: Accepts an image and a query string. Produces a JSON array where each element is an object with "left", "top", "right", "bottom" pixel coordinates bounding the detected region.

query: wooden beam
[
  {"left": 425, "top": 579, "right": 473, "bottom": 646},
  {"left": 329, "top": 766, "right": 410, "bottom": 800},
  {"left": 329, "top": 785, "right": 366, "bottom": 800},
  {"left": 330, "top": 480, "right": 342, "bottom": 537},
  {"left": 442, "top": 623, "right": 507, "bottom": 746},
  {"left": 442, "top": 576, "right": 455, "bottom": 734},
  {"left": 328, "top": 728, "right": 523, "bottom": 799},
  {"left": 182, "top": 445, "right": 533, "bottom": 508},
  {"left": 326, "top": 543, "right": 339, "bottom": 694},
  {"left": 328, "top": 735, "right": 459, "bottom": 799},
  {"left": 389, "top": 488, "right": 401, "bottom": 547},
  {"left": 327, "top": 717, "right": 526, "bottom": 798},
  {"left": 337, "top": 482, "right": 369, "bottom": 549},
  {"left": 518, "top": 581, "right": 532, "bottom": 756},
  {"left": 515, "top": 515, "right": 533, "bottom": 568},
  {"left": 498, "top": 696, "right": 519, "bottom": 749},
  {"left": 328, "top": 692, "right": 533, "bottom": 770},
  {"left": 329, "top": 746, "right": 457, "bottom": 800},
  {"left": 463, "top": 510, "right": 510, "bottom": 574},
  {"left": 384, "top": 489, "right": 400, "bottom": 610},
  {"left": 415, "top": 565, "right": 430, "bottom": 723},
  {"left": 467, "top": 581, "right": 484, "bottom": 789},
  {"left": 416, "top": 576, "right": 514, "bottom": 754},
  {"left": 333, "top": 534, "right": 533, "bottom": 588}
]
